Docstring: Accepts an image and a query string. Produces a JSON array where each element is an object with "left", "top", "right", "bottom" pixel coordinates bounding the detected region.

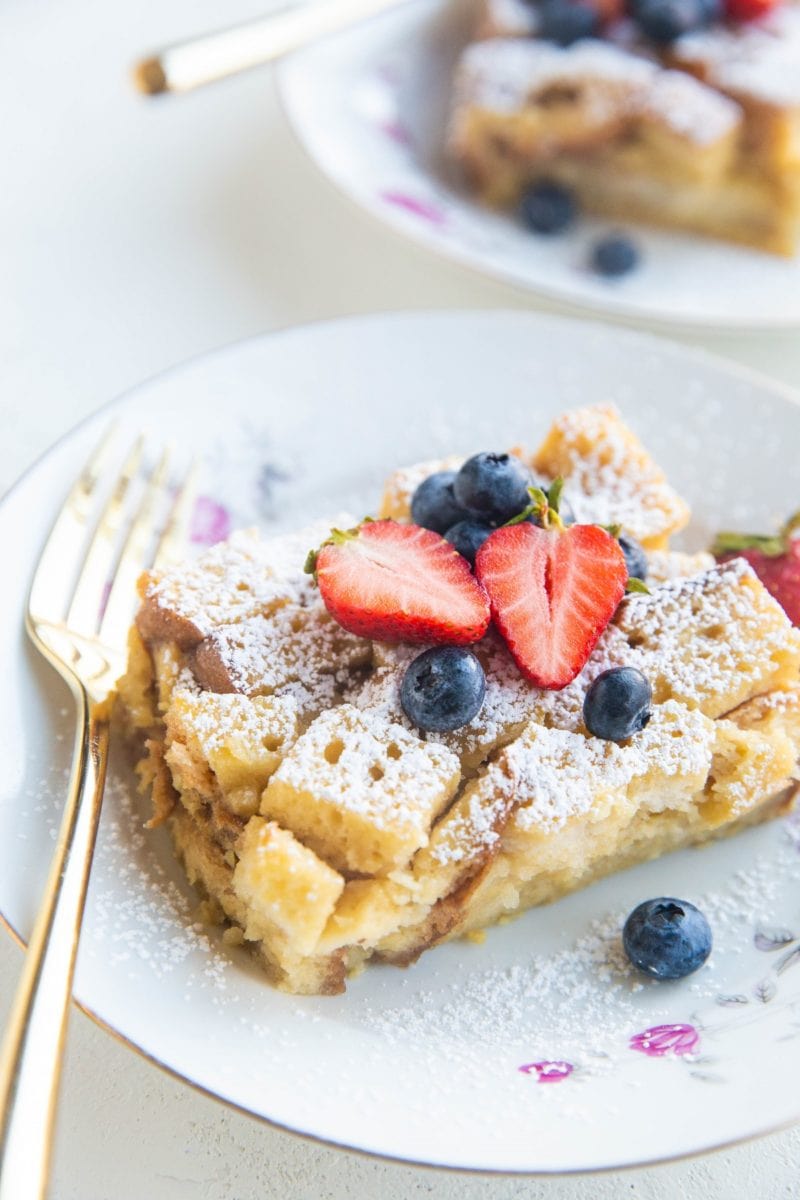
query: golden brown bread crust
[{"left": 136, "top": 574, "right": 207, "bottom": 649}]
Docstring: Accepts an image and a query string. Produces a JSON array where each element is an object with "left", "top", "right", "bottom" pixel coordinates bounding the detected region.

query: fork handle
[
  {"left": 0, "top": 692, "right": 110, "bottom": 1200},
  {"left": 134, "top": 0, "right": 410, "bottom": 95}
]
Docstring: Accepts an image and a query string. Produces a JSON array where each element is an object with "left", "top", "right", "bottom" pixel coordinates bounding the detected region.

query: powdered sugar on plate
[{"left": 356, "top": 827, "right": 800, "bottom": 1072}]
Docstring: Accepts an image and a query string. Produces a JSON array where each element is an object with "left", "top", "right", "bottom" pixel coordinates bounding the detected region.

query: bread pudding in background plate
[{"left": 450, "top": 0, "right": 800, "bottom": 254}]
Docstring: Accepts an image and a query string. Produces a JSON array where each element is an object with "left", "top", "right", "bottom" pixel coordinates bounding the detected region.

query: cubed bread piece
[
  {"left": 318, "top": 876, "right": 419, "bottom": 952},
  {"left": 116, "top": 627, "right": 157, "bottom": 732},
  {"left": 646, "top": 549, "right": 716, "bottom": 584},
  {"left": 136, "top": 530, "right": 298, "bottom": 648},
  {"left": 410, "top": 751, "right": 523, "bottom": 904},
  {"left": 615, "top": 558, "right": 800, "bottom": 718},
  {"left": 726, "top": 683, "right": 800, "bottom": 746},
  {"left": 261, "top": 704, "right": 461, "bottom": 875},
  {"left": 379, "top": 455, "right": 465, "bottom": 522},
  {"left": 669, "top": 7, "right": 800, "bottom": 181},
  {"left": 170, "top": 806, "right": 347, "bottom": 992},
  {"left": 699, "top": 718, "right": 797, "bottom": 827},
  {"left": 165, "top": 692, "right": 301, "bottom": 818},
  {"left": 191, "top": 602, "right": 370, "bottom": 704},
  {"left": 151, "top": 641, "right": 192, "bottom": 714},
  {"left": 504, "top": 701, "right": 715, "bottom": 843},
  {"left": 532, "top": 404, "right": 690, "bottom": 549},
  {"left": 233, "top": 817, "right": 345, "bottom": 957}
]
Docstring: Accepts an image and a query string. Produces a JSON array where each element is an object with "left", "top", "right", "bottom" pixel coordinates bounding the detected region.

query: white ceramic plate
[
  {"left": 3, "top": 312, "right": 800, "bottom": 1174},
  {"left": 278, "top": 0, "right": 800, "bottom": 331}
]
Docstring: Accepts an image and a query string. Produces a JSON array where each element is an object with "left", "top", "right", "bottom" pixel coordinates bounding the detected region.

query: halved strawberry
[
  {"left": 307, "top": 520, "right": 490, "bottom": 644},
  {"left": 713, "top": 512, "right": 800, "bottom": 626},
  {"left": 725, "top": 0, "right": 779, "bottom": 22},
  {"left": 475, "top": 516, "right": 628, "bottom": 690}
]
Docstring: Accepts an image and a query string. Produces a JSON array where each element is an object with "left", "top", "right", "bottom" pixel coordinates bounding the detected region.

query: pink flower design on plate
[
  {"left": 190, "top": 496, "right": 232, "bottom": 547},
  {"left": 380, "top": 120, "right": 412, "bottom": 146},
  {"left": 518, "top": 1060, "right": 574, "bottom": 1083},
  {"left": 381, "top": 191, "right": 447, "bottom": 227},
  {"left": 630, "top": 1024, "right": 699, "bottom": 1058}
]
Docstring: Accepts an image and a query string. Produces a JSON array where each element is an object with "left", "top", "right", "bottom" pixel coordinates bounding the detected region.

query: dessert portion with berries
[
  {"left": 449, "top": 0, "right": 800, "bottom": 255},
  {"left": 116, "top": 405, "right": 800, "bottom": 994}
]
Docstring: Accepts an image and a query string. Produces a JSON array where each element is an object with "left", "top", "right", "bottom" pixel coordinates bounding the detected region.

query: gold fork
[
  {"left": 0, "top": 430, "right": 196, "bottom": 1200},
  {"left": 134, "top": 0, "right": 411, "bottom": 95}
]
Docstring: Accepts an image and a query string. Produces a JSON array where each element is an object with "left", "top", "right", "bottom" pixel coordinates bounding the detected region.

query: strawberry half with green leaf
[
  {"left": 306, "top": 519, "right": 490, "bottom": 644},
  {"left": 712, "top": 512, "right": 800, "bottom": 626},
  {"left": 475, "top": 485, "right": 628, "bottom": 689}
]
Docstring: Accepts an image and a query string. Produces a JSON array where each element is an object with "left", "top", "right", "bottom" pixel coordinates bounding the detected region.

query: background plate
[
  {"left": 278, "top": 0, "right": 800, "bottom": 331},
  {"left": 2, "top": 312, "right": 800, "bottom": 1173}
]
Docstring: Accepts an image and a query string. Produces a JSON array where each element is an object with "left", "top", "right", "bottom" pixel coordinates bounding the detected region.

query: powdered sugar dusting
[
  {"left": 147, "top": 517, "right": 356, "bottom": 638},
  {"left": 536, "top": 405, "right": 690, "bottom": 544},
  {"left": 453, "top": 38, "right": 740, "bottom": 147},
  {"left": 616, "top": 559, "right": 800, "bottom": 717},
  {"left": 646, "top": 549, "right": 715, "bottom": 584},
  {"left": 508, "top": 701, "right": 713, "bottom": 834},
  {"left": 673, "top": 5, "right": 800, "bottom": 106},
  {"left": 269, "top": 704, "right": 460, "bottom": 838},
  {"left": 196, "top": 601, "right": 370, "bottom": 716},
  {"left": 359, "top": 831, "right": 800, "bottom": 1066}
]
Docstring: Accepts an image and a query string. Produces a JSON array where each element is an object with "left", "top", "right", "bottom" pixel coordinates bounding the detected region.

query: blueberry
[
  {"left": 445, "top": 518, "right": 496, "bottom": 567},
  {"left": 590, "top": 234, "right": 640, "bottom": 278},
  {"left": 539, "top": 0, "right": 600, "bottom": 45},
  {"left": 697, "top": 0, "right": 722, "bottom": 21},
  {"left": 520, "top": 182, "right": 577, "bottom": 235},
  {"left": 623, "top": 898, "right": 712, "bottom": 980},
  {"left": 454, "top": 453, "right": 532, "bottom": 521},
  {"left": 411, "top": 471, "right": 466, "bottom": 535},
  {"left": 583, "top": 667, "right": 652, "bottom": 741},
  {"left": 401, "top": 646, "right": 486, "bottom": 733},
  {"left": 634, "top": 0, "right": 706, "bottom": 42},
  {"left": 618, "top": 534, "right": 648, "bottom": 582}
]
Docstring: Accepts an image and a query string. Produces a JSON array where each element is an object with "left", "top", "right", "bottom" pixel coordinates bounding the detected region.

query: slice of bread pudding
[{"left": 116, "top": 407, "right": 800, "bottom": 993}]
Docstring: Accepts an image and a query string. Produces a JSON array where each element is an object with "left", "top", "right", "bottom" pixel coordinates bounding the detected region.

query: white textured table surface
[{"left": 3, "top": 2, "right": 800, "bottom": 1196}]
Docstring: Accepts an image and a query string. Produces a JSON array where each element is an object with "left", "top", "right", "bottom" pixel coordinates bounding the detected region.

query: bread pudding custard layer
[{"left": 117, "top": 406, "right": 800, "bottom": 994}]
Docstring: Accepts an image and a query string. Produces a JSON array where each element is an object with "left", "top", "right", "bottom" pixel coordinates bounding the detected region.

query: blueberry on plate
[
  {"left": 618, "top": 533, "right": 648, "bottom": 582},
  {"left": 590, "top": 233, "right": 640, "bottom": 278},
  {"left": 411, "top": 471, "right": 466, "bottom": 535},
  {"left": 520, "top": 181, "right": 578, "bottom": 235},
  {"left": 583, "top": 667, "right": 652, "bottom": 741},
  {"left": 445, "top": 518, "right": 496, "bottom": 567},
  {"left": 401, "top": 646, "right": 486, "bottom": 733},
  {"left": 634, "top": 0, "right": 707, "bottom": 42},
  {"left": 454, "top": 452, "right": 532, "bottom": 521},
  {"left": 539, "top": 0, "right": 601, "bottom": 46},
  {"left": 623, "top": 898, "right": 712, "bottom": 980}
]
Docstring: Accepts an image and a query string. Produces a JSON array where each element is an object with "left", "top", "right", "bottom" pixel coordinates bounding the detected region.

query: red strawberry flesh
[
  {"left": 475, "top": 522, "right": 627, "bottom": 689},
  {"left": 315, "top": 520, "right": 490, "bottom": 645},
  {"left": 725, "top": 0, "right": 778, "bottom": 22}
]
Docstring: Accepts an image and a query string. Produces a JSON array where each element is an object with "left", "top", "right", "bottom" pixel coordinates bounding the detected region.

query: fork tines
[{"left": 28, "top": 428, "right": 197, "bottom": 665}]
